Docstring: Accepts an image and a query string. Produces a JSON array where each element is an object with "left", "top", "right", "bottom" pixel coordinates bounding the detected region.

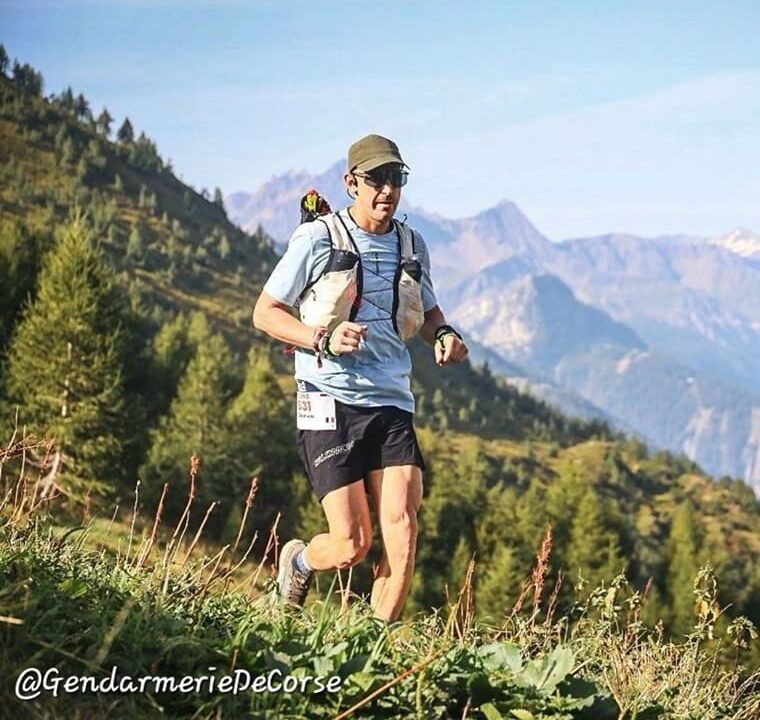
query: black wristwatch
[{"left": 434, "top": 324, "right": 462, "bottom": 346}]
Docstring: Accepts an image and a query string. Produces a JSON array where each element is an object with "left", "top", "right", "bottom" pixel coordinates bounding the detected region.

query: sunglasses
[{"left": 354, "top": 167, "right": 408, "bottom": 189}]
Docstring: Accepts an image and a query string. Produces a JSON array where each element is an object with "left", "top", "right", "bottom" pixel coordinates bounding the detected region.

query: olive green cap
[{"left": 347, "top": 134, "right": 408, "bottom": 172}]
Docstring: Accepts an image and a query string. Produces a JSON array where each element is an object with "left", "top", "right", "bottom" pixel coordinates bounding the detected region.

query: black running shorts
[{"left": 296, "top": 396, "right": 426, "bottom": 501}]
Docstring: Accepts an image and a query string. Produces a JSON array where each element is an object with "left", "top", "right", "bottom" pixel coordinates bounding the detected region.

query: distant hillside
[
  {"left": 0, "top": 74, "right": 279, "bottom": 345},
  {"left": 227, "top": 163, "right": 760, "bottom": 493}
]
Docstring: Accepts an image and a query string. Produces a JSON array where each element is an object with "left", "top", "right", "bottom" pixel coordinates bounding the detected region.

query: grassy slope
[{"left": 1, "top": 490, "right": 758, "bottom": 720}]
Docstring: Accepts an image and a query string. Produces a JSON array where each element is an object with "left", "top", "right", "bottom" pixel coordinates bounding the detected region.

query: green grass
[{"left": 1, "top": 473, "right": 758, "bottom": 719}]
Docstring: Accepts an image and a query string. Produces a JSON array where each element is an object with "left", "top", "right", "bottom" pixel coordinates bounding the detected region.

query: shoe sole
[{"left": 277, "top": 538, "right": 306, "bottom": 599}]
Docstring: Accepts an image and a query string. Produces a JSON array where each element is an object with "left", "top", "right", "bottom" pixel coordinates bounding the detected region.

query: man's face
[{"left": 346, "top": 163, "right": 406, "bottom": 229}]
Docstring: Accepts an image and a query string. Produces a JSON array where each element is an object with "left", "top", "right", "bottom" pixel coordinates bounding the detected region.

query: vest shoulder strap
[
  {"left": 318, "top": 212, "right": 355, "bottom": 252},
  {"left": 395, "top": 219, "right": 416, "bottom": 259}
]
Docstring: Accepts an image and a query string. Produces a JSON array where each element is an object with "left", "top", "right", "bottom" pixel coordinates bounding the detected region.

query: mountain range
[{"left": 226, "top": 162, "right": 760, "bottom": 494}]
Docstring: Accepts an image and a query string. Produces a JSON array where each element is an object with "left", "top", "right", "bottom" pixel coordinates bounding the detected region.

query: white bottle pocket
[{"left": 396, "top": 268, "right": 425, "bottom": 340}]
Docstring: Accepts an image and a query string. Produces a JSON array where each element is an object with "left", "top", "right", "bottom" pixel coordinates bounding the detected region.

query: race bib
[{"left": 296, "top": 391, "right": 337, "bottom": 430}]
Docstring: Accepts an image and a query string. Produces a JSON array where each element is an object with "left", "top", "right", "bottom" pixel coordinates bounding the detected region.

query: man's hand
[
  {"left": 435, "top": 333, "right": 468, "bottom": 366},
  {"left": 328, "top": 321, "right": 368, "bottom": 355}
]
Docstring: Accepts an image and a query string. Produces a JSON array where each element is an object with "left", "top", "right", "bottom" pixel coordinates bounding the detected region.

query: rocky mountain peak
[{"left": 710, "top": 227, "right": 760, "bottom": 260}]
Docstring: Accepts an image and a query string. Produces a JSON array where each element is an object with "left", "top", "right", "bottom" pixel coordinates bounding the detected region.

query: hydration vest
[{"left": 296, "top": 212, "right": 425, "bottom": 341}]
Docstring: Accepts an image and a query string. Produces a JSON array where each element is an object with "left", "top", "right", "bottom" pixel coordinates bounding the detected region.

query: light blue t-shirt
[{"left": 263, "top": 208, "right": 438, "bottom": 413}]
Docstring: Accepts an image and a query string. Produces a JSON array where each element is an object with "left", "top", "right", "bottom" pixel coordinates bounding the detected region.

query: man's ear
[{"left": 344, "top": 172, "right": 358, "bottom": 199}]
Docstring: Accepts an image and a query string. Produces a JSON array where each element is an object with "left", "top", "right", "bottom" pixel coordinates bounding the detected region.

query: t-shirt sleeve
[
  {"left": 262, "top": 222, "right": 331, "bottom": 306},
  {"left": 414, "top": 231, "right": 438, "bottom": 312}
]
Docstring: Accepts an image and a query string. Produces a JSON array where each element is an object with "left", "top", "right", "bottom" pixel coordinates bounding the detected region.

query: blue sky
[{"left": 2, "top": 0, "right": 759, "bottom": 239}]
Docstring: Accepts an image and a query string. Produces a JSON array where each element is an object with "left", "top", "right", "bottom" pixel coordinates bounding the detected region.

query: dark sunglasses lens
[
  {"left": 363, "top": 170, "right": 408, "bottom": 188},
  {"left": 361, "top": 173, "right": 382, "bottom": 188}
]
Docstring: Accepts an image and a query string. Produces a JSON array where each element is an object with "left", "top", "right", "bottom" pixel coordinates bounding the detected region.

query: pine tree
[
  {"left": 446, "top": 537, "right": 474, "bottom": 598},
  {"left": 59, "top": 86, "right": 75, "bottom": 114},
  {"left": 412, "top": 446, "right": 488, "bottom": 609},
  {"left": 4, "top": 216, "right": 130, "bottom": 497},
  {"left": 665, "top": 502, "right": 700, "bottom": 636},
  {"left": 61, "top": 137, "right": 76, "bottom": 166},
  {"left": 75, "top": 156, "right": 88, "bottom": 181},
  {"left": 565, "top": 488, "right": 624, "bottom": 596},
  {"left": 117, "top": 117, "right": 134, "bottom": 144},
  {"left": 213, "top": 187, "right": 224, "bottom": 207},
  {"left": 96, "top": 108, "right": 113, "bottom": 137},
  {"left": 545, "top": 465, "right": 586, "bottom": 564},
  {"left": 140, "top": 317, "right": 237, "bottom": 534},
  {"left": 54, "top": 122, "right": 68, "bottom": 151},
  {"left": 146, "top": 313, "right": 194, "bottom": 415},
  {"left": 0, "top": 44, "right": 9, "bottom": 75},
  {"left": 129, "top": 132, "right": 162, "bottom": 171},
  {"left": 73, "top": 93, "right": 90, "bottom": 122},
  {"left": 145, "top": 191, "right": 157, "bottom": 215},
  {"left": 474, "top": 484, "right": 518, "bottom": 561},
  {"left": 513, "top": 478, "right": 550, "bottom": 559},
  {"left": 641, "top": 583, "right": 667, "bottom": 629},
  {"left": 225, "top": 348, "right": 297, "bottom": 532},
  {"left": 126, "top": 225, "right": 144, "bottom": 259},
  {"left": 12, "top": 61, "right": 43, "bottom": 95},
  {"left": 476, "top": 544, "right": 524, "bottom": 621},
  {"left": 87, "top": 138, "right": 106, "bottom": 170}
]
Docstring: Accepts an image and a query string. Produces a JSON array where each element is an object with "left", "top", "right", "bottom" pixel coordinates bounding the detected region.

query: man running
[{"left": 253, "top": 134, "right": 468, "bottom": 621}]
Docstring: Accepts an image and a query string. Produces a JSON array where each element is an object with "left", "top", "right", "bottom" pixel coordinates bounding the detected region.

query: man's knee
[{"left": 332, "top": 534, "right": 372, "bottom": 568}]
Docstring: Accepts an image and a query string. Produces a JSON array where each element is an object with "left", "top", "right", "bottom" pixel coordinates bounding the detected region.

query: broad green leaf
[
  {"left": 345, "top": 671, "right": 376, "bottom": 692},
  {"left": 323, "top": 640, "right": 349, "bottom": 658},
  {"left": 511, "top": 710, "right": 535, "bottom": 720},
  {"left": 480, "top": 702, "right": 504, "bottom": 720},
  {"left": 541, "top": 646, "right": 574, "bottom": 692},
  {"left": 337, "top": 653, "right": 371, "bottom": 677},
  {"left": 478, "top": 642, "right": 523, "bottom": 673},
  {"left": 517, "top": 646, "right": 574, "bottom": 694},
  {"left": 312, "top": 655, "right": 333, "bottom": 677}
]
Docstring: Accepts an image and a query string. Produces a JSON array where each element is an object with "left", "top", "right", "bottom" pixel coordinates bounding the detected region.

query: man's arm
[
  {"left": 419, "top": 304, "right": 468, "bottom": 366},
  {"left": 253, "top": 291, "right": 315, "bottom": 349},
  {"left": 252, "top": 291, "right": 367, "bottom": 355},
  {"left": 419, "top": 304, "right": 445, "bottom": 345}
]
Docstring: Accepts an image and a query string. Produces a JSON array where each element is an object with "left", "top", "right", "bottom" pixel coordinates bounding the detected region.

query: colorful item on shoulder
[{"left": 300, "top": 189, "right": 332, "bottom": 223}]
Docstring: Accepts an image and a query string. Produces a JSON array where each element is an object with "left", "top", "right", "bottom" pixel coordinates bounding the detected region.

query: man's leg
[
  {"left": 367, "top": 465, "right": 422, "bottom": 621},
  {"left": 303, "top": 479, "right": 373, "bottom": 570}
]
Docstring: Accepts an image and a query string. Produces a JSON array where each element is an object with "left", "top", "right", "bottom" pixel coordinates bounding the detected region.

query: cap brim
[{"left": 353, "top": 153, "right": 409, "bottom": 172}]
